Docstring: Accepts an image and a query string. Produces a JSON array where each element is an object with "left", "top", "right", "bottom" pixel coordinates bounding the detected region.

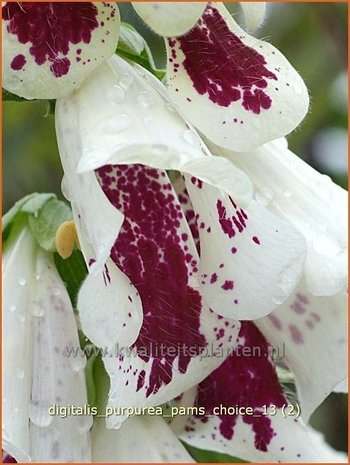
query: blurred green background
[{"left": 2, "top": 1, "right": 348, "bottom": 457}]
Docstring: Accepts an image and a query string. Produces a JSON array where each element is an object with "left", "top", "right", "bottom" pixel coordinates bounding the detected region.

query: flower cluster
[{"left": 2, "top": 2, "right": 347, "bottom": 463}]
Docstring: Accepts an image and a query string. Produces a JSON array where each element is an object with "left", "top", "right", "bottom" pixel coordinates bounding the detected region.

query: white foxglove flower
[
  {"left": 2, "top": 2, "right": 120, "bottom": 99},
  {"left": 56, "top": 53, "right": 306, "bottom": 322},
  {"left": 164, "top": 3, "right": 309, "bottom": 152},
  {"left": 226, "top": 137, "right": 348, "bottom": 297},
  {"left": 3, "top": 226, "right": 91, "bottom": 462}
]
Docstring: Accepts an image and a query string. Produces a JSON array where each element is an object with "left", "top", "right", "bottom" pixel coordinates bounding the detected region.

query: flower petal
[
  {"left": 179, "top": 322, "right": 346, "bottom": 462},
  {"left": 240, "top": 2, "right": 267, "bottom": 32},
  {"left": 78, "top": 257, "right": 143, "bottom": 350},
  {"left": 3, "top": 228, "right": 36, "bottom": 462},
  {"left": 92, "top": 415, "right": 194, "bottom": 462},
  {"left": 166, "top": 3, "right": 309, "bottom": 152},
  {"left": 95, "top": 165, "right": 240, "bottom": 429},
  {"left": 58, "top": 54, "right": 253, "bottom": 203},
  {"left": 184, "top": 175, "right": 306, "bottom": 320},
  {"left": 2, "top": 2, "right": 120, "bottom": 99},
  {"left": 29, "top": 250, "right": 91, "bottom": 461},
  {"left": 255, "top": 282, "right": 347, "bottom": 421},
  {"left": 228, "top": 137, "right": 348, "bottom": 296},
  {"left": 56, "top": 99, "right": 124, "bottom": 272},
  {"left": 132, "top": 2, "right": 207, "bottom": 37}
]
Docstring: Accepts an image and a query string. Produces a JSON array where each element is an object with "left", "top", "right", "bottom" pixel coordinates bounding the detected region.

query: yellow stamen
[{"left": 55, "top": 220, "right": 78, "bottom": 259}]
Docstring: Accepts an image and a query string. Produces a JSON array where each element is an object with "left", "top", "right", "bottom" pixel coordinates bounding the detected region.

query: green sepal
[
  {"left": 54, "top": 250, "right": 88, "bottom": 308},
  {"left": 28, "top": 197, "right": 72, "bottom": 252},
  {"left": 116, "top": 23, "right": 166, "bottom": 80}
]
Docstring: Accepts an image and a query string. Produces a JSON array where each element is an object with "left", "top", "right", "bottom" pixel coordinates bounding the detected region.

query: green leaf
[
  {"left": 116, "top": 23, "right": 166, "bottom": 80},
  {"left": 54, "top": 249, "right": 88, "bottom": 308},
  {"left": 28, "top": 197, "right": 72, "bottom": 252},
  {"left": 2, "top": 193, "right": 56, "bottom": 242},
  {"left": 2, "top": 88, "right": 28, "bottom": 102}
]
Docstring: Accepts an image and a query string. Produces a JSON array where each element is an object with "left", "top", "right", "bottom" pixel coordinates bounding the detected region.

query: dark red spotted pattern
[
  {"left": 168, "top": 4, "right": 277, "bottom": 115},
  {"left": 3, "top": 2, "right": 100, "bottom": 77},
  {"left": 96, "top": 164, "right": 207, "bottom": 397},
  {"left": 193, "top": 322, "right": 286, "bottom": 452}
]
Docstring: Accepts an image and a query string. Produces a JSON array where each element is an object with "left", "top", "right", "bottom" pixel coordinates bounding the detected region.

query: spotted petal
[
  {"left": 228, "top": 137, "right": 348, "bottom": 296},
  {"left": 184, "top": 174, "right": 306, "bottom": 320},
  {"left": 29, "top": 250, "right": 91, "bottom": 462},
  {"left": 2, "top": 2, "right": 120, "bottom": 99},
  {"left": 3, "top": 229, "right": 91, "bottom": 462},
  {"left": 256, "top": 282, "right": 347, "bottom": 421},
  {"left": 166, "top": 3, "right": 309, "bottom": 152},
  {"left": 179, "top": 323, "right": 346, "bottom": 462},
  {"left": 132, "top": 2, "right": 207, "bottom": 37},
  {"left": 59, "top": 54, "right": 253, "bottom": 204},
  {"left": 95, "top": 164, "right": 240, "bottom": 429},
  {"left": 3, "top": 228, "right": 36, "bottom": 462}
]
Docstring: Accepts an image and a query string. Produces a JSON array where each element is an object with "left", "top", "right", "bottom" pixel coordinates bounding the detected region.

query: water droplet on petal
[
  {"left": 119, "top": 74, "right": 134, "bottom": 90},
  {"left": 30, "top": 301, "right": 45, "bottom": 317},
  {"left": 18, "top": 278, "right": 27, "bottom": 287},
  {"left": 29, "top": 400, "right": 53, "bottom": 428},
  {"left": 137, "top": 90, "right": 152, "bottom": 108},
  {"left": 105, "top": 85, "right": 126, "bottom": 103},
  {"left": 68, "top": 351, "right": 87, "bottom": 372},
  {"left": 255, "top": 187, "right": 274, "bottom": 206},
  {"left": 9, "top": 305, "right": 16, "bottom": 313},
  {"left": 94, "top": 114, "right": 131, "bottom": 134}
]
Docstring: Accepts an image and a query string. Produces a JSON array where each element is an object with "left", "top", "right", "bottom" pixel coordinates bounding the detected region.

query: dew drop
[
  {"left": 95, "top": 114, "right": 131, "bottom": 134},
  {"left": 283, "top": 190, "right": 293, "bottom": 198},
  {"left": 30, "top": 301, "right": 45, "bottom": 318},
  {"left": 29, "top": 400, "right": 53, "bottom": 428},
  {"left": 18, "top": 278, "right": 27, "bottom": 287},
  {"left": 137, "top": 90, "right": 152, "bottom": 108},
  {"left": 68, "top": 352, "right": 87, "bottom": 372},
  {"left": 105, "top": 85, "right": 126, "bottom": 103},
  {"left": 119, "top": 73, "right": 134, "bottom": 90},
  {"left": 255, "top": 187, "right": 274, "bottom": 206}
]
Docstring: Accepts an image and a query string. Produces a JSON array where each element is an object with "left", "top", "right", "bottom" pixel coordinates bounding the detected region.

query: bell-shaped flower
[
  {"left": 56, "top": 53, "right": 306, "bottom": 323},
  {"left": 3, "top": 225, "right": 91, "bottom": 461},
  {"left": 161, "top": 2, "right": 309, "bottom": 152},
  {"left": 2, "top": 1, "right": 120, "bottom": 99},
  {"left": 225, "top": 137, "right": 348, "bottom": 297},
  {"left": 174, "top": 320, "right": 347, "bottom": 462}
]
